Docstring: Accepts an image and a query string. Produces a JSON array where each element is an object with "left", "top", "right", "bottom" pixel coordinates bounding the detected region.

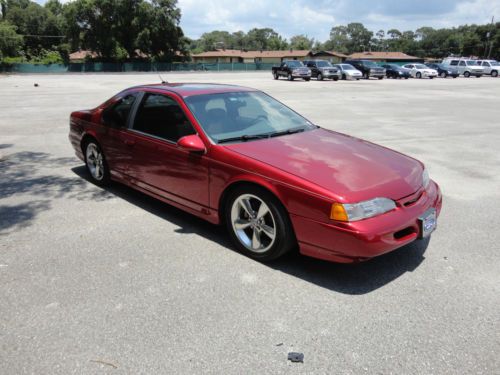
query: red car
[{"left": 69, "top": 83, "right": 442, "bottom": 263}]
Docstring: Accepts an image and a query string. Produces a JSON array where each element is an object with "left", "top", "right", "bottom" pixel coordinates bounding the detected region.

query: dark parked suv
[
  {"left": 344, "top": 60, "right": 385, "bottom": 79},
  {"left": 303, "top": 60, "right": 341, "bottom": 81}
]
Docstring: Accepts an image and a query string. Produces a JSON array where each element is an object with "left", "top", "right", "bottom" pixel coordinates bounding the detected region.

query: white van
[
  {"left": 442, "top": 58, "right": 484, "bottom": 77},
  {"left": 476, "top": 60, "right": 499, "bottom": 77}
]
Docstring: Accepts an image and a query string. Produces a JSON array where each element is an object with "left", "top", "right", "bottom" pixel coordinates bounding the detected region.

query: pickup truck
[
  {"left": 303, "top": 60, "right": 341, "bottom": 81},
  {"left": 272, "top": 60, "right": 311, "bottom": 81},
  {"left": 344, "top": 60, "right": 385, "bottom": 79}
]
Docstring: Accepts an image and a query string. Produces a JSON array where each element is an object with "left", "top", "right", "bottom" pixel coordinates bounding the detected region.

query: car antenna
[{"left": 158, "top": 74, "right": 167, "bottom": 84}]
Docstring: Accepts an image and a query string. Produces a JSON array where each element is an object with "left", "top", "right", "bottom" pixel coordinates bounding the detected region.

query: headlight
[
  {"left": 422, "top": 169, "right": 430, "bottom": 189},
  {"left": 330, "top": 198, "right": 396, "bottom": 222}
]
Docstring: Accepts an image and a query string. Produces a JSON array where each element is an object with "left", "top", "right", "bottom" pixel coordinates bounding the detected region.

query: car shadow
[{"left": 72, "top": 165, "right": 428, "bottom": 295}]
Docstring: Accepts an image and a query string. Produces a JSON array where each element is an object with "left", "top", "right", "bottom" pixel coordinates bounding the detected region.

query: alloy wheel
[
  {"left": 230, "top": 194, "right": 276, "bottom": 253},
  {"left": 86, "top": 143, "right": 104, "bottom": 181}
]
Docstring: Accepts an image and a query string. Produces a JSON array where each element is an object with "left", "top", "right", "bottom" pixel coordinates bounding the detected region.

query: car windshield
[
  {"left": 362, "top": 61, "right": 379, "bottom": 67},
  {"left": 491, "top": 60, "right": 500, "bottom": 66},
  {"left": 415, "top": 64, "right": 428, "bottom": 69},
  {"left": 316, "top": 61, "right": 332, "bottom": 67},
  {"left": 286, "top": 61, "right": 303, "bottom": 68},
  {"left": 341, "top": 64, "right": 356, "bottom": 70},
  {"left": 184, "top": 91, "right": 317, "bottom": 143}
]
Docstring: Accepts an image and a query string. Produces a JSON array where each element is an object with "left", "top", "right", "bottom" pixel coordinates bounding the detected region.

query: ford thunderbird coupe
[{"left": 69, "top": 83, "right": 442, "bottom": 263}]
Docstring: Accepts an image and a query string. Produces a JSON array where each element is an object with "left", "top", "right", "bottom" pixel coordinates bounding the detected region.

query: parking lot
[{"left": 1, "top": 72, "right": 499, "bottom": 373}]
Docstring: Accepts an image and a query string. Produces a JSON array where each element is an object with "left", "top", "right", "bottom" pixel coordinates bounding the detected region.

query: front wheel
[
  {"left": 225, "top": 187, "right": 296, "bottom": 261},
  {"left": 304, "top": 78, "right": 310, "bottom": 81},
  {"left": 333, "top": 77, "right": 339, "bottom": 81},
  {"left": 464, "top": 71, "right": 470, "bottom": 78},
  {"left": 440, "top": 72, "right": 446, "bottom": 78},
  {"left": 84, "top": 140, "right": 110, "bottom": 186},
  {"left": 378, "top": 76, "right": 383, "bottom": 80},
  {"left": 287, "top": 73, "right": 293, "bottom": 81},
  {"left": 273, "top": 72, "right": 278, "bottom": 80},
  {"left": 416, "top": 72, "right": 422, "bottom": 79},
  {"left": 492, "top": 71, "right": 498, "bottom": 77},
  {"left": 317, "top": 73, "right": 323, "bottom": 81}
]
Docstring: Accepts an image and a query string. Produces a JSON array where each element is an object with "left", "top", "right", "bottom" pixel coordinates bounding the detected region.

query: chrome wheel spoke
[
  {"left": 234, "top": 219, "right": 252, "bottom": 230},
  {"left": 260, "top": 224, "right": 275, "bottom": 240},
  {"left": 240, "top": 198, "right": 255, "bottom": 218},
  {"left": 251, "top": 229, "right": 261, "bottom": 250},
  {"left": 256, "top": 202, "right": 269, "bottom": 219}
]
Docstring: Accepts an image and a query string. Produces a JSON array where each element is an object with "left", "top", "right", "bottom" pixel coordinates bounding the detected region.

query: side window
[
  {"left": 102, "top": 94, "right": 136, "bottom": 128},
  {"left": 132, "top": 93, "right": 196, "bottom": 142},
  {"left": 450, "top": 60, "right": 458, "bottom": 66},
  {"left": 459, "top": 61, "right": 466, "bottom": 66},
  {"left": 482, "top": 62, "right": 489, "bottom": 66}
]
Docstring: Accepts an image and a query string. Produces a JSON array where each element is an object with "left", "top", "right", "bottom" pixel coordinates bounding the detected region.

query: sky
[
  {"left": 34, "top": 0, "right": 500, "bottom": 42},
  {"left": 177, "top": 0, "right": 500, "bottom": 41}
]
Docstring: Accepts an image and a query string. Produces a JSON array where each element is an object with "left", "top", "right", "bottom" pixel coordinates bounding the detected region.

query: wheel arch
[
  {"left": 218, "top": 178, "right": 287, "bottom": 225},
  {"left": 80, "top": 132, "right": 99, "bottom": 155}
]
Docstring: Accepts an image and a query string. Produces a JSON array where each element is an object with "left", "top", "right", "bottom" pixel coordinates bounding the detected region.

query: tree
[
  {"left": 325, "top": 25, "right": 349, "bottom": 53},
  {"left": 0, "top": 21, "right": 23, "bottom": 58},
  {"left": 289, "top": 34, "right": 314, "bottom": 50}
]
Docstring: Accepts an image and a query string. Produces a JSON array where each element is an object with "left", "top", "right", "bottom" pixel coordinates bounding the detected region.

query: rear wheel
[
  {"left": 440, "top": 72, "right": 447, "bottom": 78},
  {"left": 304, "top": 78, "right": 310, "bottom": 81},
  {"left": 492, "top": 70, "right": 498, "bottom": 77},
  {"left": 84, "top": 140, "right": 110, "bottom": 186},
  {"left": 225, "top": 186, "right": 296, "bottom": 262},
  {"left": 333, "top": 77, "right": 339, "bottom": 81},
  {"left": 464, "top": 71, "right": 470, "bottom": 78},
  {"left": 317, "top": 72, "right": 323, "bottom": 81},
  {"left": 378, "top": 76, "right": 383, "bottom": 80},
  {"left": 273, "top": 72, "right": 278, "bottom": 80}
]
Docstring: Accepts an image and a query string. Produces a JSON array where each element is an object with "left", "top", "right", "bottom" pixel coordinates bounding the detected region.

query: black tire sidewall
[{"left": 224, "top": 186, "right": 295, "bottom": 261}]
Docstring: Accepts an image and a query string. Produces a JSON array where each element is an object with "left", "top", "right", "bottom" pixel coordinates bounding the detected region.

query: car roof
[{"left": 127, "top": 83, "right": 258, "bottom": 98}]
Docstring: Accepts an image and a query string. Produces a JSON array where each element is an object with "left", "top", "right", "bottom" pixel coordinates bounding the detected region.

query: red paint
[{"left": 69, "top": 83, "right": 442, "bottom": 263}]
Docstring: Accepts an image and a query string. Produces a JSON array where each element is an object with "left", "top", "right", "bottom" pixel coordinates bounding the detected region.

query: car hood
[{"left": 224, "top": 128, "right": 423, "bottom": 202}]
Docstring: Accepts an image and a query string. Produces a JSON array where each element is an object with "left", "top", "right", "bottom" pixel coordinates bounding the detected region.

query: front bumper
[{"left": 292, "top": 181, "right": 443, "bottom": 263}]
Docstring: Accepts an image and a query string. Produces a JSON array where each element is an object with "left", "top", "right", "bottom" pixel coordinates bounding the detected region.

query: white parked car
[
  {"left": 476, "top": 60, "right": 500, "bottom": 77},
  {"left": 442, "top": 58, "right": 484, "bottom": 77},
  {"left": 402, "top": 64, "right": 438, "bottom": 79},
  {"left": 333, "top": 64, "right": 363, "bottom": 80}
]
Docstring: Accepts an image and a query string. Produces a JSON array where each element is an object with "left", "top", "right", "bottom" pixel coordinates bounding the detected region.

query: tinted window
[
  {"left": 102, "top": 94, "right": 137, "bottom": 128},
  {"left": 450, "top": 60, "right": 458, "bottom": 66},
  {"left": 133, "top": 93, "right": 196, "bottom": 142},
  {"left": 482, "top": 62, "right": 489, "bottom": 66},
  {"left": 459, "top": 61, "right": 466, "bottom": 66}
]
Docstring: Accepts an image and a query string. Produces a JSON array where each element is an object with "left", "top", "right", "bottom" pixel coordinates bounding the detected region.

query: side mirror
[{"left": 177, "top": 134, "right": 206, "bottom": 153}]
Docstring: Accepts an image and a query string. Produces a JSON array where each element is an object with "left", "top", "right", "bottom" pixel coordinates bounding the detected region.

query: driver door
[{"left": 126, "top": 92, "right": 210, "bottom": 209}]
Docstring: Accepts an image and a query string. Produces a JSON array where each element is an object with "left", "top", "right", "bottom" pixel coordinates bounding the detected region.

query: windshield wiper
[
  {"left": 217, "top": 134, "right": 270, "bottom": 144},
  {"left": 270, "top": 126, "right": 309, "bottom": 138}
]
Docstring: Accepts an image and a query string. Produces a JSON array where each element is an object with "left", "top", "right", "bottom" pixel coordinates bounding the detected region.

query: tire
[
  {"left": 492, "top": 71, "right": 498, "bottom": 77},
  {"left": 287, "top": 73, "right": 293, "bottom": 81},
  {"left": 273, "top": 72, "right": 278, "bottom": 80},
  {"left": 416, "top": 72, "right": 422, "bottom": 79},
  {"left": 363, "top": 72, "right": 369, "bottom": 79},
  {"left": 84, "top": 139, "right": 110, "bottom": 186},
  {"left": 304, "top": 78, "right": 310, "bottom": 81},
  {"left": 440, "top": 72, "right": 446, "bottom": 78},
  {"left": 342, "top": 74, "right": 346, "bottom": 80},
  {"left": 378, "top": 76, "right": 383, "bottom": 80},
  {"left": 333, "top": 77, "right": 339, "bottom": 81},
  {"left": 317, "top": 73, "right": 323, "bottom": 81},
  {"left": 464, "top": 71, "right": 470, "bottom": 78},
  {"left": 224, "top": 186, "right": 296, "bottom": 262},
  {"left": 429, "top": 76, "right": 434, "bottom": 79}
]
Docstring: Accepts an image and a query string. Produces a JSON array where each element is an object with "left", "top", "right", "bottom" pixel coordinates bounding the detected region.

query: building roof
[
  {"left": 192, "top": 49, "right": 311, "bottom": 59},
  {"left": 311, "top": 50, "right": 348, "bottom": 58},
  {"left": 347, "top": 51, "right": 422, "bottom": 60},
  {"left": 69, "top": 50, "right": 98, "bottom": 61}
]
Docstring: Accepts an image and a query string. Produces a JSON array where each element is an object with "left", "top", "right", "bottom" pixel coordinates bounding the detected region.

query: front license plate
[{"left": 419, "top": 208, "right": 437, "bottom": 238}]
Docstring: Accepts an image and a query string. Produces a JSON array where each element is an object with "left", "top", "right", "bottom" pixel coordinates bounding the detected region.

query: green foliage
[
  {"left": 0, "top": 21, "right": 23, "bottom": 58},
  {"left": 289, "top": 34, "right": 314, "bottom": 50},
  {"left": 29, "top": 49, "right": 63, "bottom": 64}
]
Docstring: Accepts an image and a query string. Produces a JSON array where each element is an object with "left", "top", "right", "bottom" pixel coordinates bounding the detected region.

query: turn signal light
[{"left": 330, "top": 203, "right": 349, "bottom": 221}]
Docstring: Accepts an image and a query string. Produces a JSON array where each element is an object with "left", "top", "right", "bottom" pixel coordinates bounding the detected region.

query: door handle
[{"left": 124, "top": 139, "right": 135, "bottom": 146}]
